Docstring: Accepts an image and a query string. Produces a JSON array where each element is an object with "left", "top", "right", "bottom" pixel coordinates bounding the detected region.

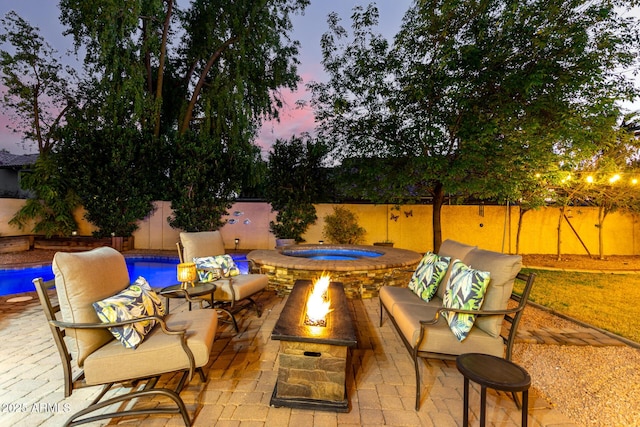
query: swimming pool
[{"left": 0, "top": 254, "right": 249, "bottom": 297}]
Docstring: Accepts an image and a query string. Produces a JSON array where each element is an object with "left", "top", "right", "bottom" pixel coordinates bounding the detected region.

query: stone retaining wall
[{"left": 259, "top": 263, "right": 416, "bottom": 299}]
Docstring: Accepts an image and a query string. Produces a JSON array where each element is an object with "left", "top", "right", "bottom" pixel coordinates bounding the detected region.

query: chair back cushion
[
  {"left": 52, "top": 247, "right": 131, "bottom": 366},
  {"left": 436, "top": 240, "right": 477, "bottom": 299},
  {"left": 463, "top": 248, "right": 522, "bottom": 337},
  {"left": 180, "top": 231, "right": 225, "bottom": 262}
]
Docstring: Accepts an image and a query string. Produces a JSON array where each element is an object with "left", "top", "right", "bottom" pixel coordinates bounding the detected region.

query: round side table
[
  {"left": 456, "top": 353, "right": 531, "bottom": 427},
  {"left": 159, "top": 282, "right": 216, "bottom": 314}
]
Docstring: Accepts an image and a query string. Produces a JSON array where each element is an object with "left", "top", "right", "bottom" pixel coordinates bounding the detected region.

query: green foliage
[
  {"left": 57, "top": 112, "right": 162, "bottom": 237},
  {"left": 322, "top": 206, "right": 366, "bottom": 244},
  {"left": 167, "top": 132, "right": 258, "bottom": 231},
  {"left": 311, "top": 2, "right": 640, "bottom": 249},
  {"left": 52, "top": 0, "right": 310, "bottom": 234},
  {"left": 9, "top": 155, "right": 80, "bottom": 237},
  {"left": 265, "top": 135, "right": 329, "bottom": 241},
  {"left": 1, "top": 12, "right": 80, "bottom": 235}
]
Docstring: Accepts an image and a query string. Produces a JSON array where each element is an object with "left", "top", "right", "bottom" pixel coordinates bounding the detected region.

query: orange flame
[{"left": 306, "top": 273, "right": 331, "bottom": 323}]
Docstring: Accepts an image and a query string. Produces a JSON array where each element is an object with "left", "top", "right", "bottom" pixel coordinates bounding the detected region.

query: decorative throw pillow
[
  {"left": 408, "top": 252, "right": 451, "bottom": 302},
  {"left": 194, "top": 255, "right": 240, "bottom": 282},
  {"left": 194, "top": 256, "right": 224, "bottom": 283},
  {"left": 92, "top": 277, "right": 165, "bottom": 349},
  {"left": 442, "top": 260, "right": 491, "bottom": 341}
]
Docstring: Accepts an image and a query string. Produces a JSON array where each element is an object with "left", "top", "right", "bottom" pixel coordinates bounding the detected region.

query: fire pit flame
[{"left": 305, "top": 273, "right": 331, "bottom": 327}]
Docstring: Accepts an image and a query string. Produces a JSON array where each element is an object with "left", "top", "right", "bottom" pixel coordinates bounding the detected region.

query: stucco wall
[{"left": 1, "top": 199, "right": 638, "bottom": 255}]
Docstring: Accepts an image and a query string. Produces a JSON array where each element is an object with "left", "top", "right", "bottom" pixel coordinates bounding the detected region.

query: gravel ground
[
  {"left": 2, "top": 249, "right": 639, "bottom": 426},
  {"left": 513, "top": 304, "right": 640, "bottom": 426}
]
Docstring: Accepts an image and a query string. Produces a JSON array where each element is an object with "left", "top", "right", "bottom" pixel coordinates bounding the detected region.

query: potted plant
[
  {"left": 270, "top": 203, "right": 317, "bottom": 246},
  {"left": 265, "top": 135, "right": 329, "bottom": 246},
  {"left": 322, "top": 206, "right": 366, "bottom": 244}
]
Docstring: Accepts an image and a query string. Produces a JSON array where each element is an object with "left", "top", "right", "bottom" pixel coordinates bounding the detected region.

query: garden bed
[{"left": 0, "top": 235, "right": 134, "bottom": 253}]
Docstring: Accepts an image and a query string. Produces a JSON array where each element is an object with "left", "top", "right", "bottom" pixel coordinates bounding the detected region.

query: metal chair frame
[
  {"left": 34, "top": 278, "right": 207, "bottom": 426},
  {"left": 380, "top": 272, "right": 536, "bottom": 410},
  {"left": 177, "top": 241, "right": 265, "bottom": 331}
]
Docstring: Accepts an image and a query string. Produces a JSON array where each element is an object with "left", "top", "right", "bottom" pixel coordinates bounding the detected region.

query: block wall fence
[{"left": 1, "top": 199, "right": 638, "bottom": 255}]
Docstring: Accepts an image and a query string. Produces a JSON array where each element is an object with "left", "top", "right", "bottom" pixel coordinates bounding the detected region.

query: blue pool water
[
  {"left": 0, "top": 254, "right": 249, "bottom": 297},
  {"left": 282, "top": 248, "right": 383, "bottom": 261}
]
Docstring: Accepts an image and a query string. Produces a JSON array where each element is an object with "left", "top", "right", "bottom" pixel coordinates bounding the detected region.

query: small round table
[
  {"left": 456, "top": 353, "right": 531, "bottom": 427},
  {"left": 159, "top": 282, "right": 216, "bottom": 314}
]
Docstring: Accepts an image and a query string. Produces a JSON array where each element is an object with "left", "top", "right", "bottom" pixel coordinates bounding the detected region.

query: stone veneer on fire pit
[
  {"left": 247, "top": 244, "right": 423, "bottom": 299},
  {"left": 270, "top": 280, "right": 357, "bottom": 411}
]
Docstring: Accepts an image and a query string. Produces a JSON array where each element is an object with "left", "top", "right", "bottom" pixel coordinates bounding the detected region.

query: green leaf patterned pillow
[
  {"left": 408, "top": 252, "right": 451, "bottom": 302},
  {"left": 194, "top": 255, "right": 240, "bottom": 282},
  {"left": 92, "top": 277, "right": 165, "bottom": 349},
  {"left": 442, "top": 260, "right": 491, "bottom": 341}
]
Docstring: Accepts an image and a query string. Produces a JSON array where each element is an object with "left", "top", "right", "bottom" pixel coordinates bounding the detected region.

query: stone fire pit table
[{"left": 270, "top": 279, "right": 357, "bottom": 412}]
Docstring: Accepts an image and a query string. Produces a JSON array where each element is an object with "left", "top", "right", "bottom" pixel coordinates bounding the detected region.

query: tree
[
  {"left": 311, "top": 1, "right": 640, "bottom": 251},
  {"left": 0, "top": 11, "right": 80, "bottom": 236},
  {"left": 0, "top": 11, "right": 77, "bottom": 154},
  {"left": 265, "top": 134, "right": 329, "bottom": 242},
  {"left": 559, "top": 118, "right": 640, "bottom": 259},
  {"left": 58, "top": 0, "right": 310, "bottom": 233},
  {"left": 57, "top": 113, "right": 160, "bottom": 237}
]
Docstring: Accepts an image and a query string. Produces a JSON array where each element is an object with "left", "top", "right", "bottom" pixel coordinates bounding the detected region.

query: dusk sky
[{"left": 0, "top": 1, "right": 413, "bottom": 156}]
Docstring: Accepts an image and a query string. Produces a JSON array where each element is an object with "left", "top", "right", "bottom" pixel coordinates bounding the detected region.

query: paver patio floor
[{"left": 0, "top": 289, "right": 583, "bottom": 426}]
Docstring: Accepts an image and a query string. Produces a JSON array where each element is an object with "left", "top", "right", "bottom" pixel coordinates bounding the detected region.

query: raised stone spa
[{"left": 247, "top": 244, "right": 422, "bottom": 298}]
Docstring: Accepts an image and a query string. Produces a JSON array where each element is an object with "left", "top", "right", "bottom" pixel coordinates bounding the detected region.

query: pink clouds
[{"left": 256, "top": 73, "right": 318, "bottom": 157}]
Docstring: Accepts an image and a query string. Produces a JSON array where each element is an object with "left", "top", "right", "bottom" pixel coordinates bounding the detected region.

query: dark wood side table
[
  {"left": 456, "top": 353, "right": 531, "bottom": 427},
  {"left": 159, "top": 282, "right": 216, "bottom": 314}
]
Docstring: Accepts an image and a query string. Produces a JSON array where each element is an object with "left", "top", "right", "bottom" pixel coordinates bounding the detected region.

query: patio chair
[
  {"left": 379, "top": 241, "right": 536, "bottom": 410},
  {"left": 178, "top": 231, "right": 268, "bottom": 331},
  {"left": 33, "top": 247, "right": 218, "bottom": 426}
]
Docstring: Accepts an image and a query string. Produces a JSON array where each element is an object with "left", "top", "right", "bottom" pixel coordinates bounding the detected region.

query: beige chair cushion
[
  {"left": 180, "top": 231, "right": 225, "bottom": 262},
  {"left": 83, "top": 309, "right": 218, "bottom": 385},
  {"left": 379, "top": 286, "right": 440, "bottom": 318},
  {"left": 436, "top": 240, "right": 477, "bottom": 299},
  {"left": 214, "top": 274, "right": 268, "bottom": 302},
  {"left": 464, "top": 249, "right": 522, "bottom": 337},
  {"left": 393, "top": 303, "right": 504, "bottom": 357},
  {"left": 52, "top": 247, "right": 130, "bottom": 367}
]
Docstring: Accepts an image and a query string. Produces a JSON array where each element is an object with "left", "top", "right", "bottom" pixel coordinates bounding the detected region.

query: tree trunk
[
  {"left": 154, "top": 0, "right": 173, "bottom": 137},
  {"left": 432, "top": 182, "right": 445, "bottom": 252},
  {"left": 179, "top": 36, "right": 237, "bottom": 134},
  {"left": 556, "top": 205, "right": 564, "bottom": 261},
  {"left": 516, "top": 208, "right": 528, "bottom": 255},
  {"left": 598, "top": 205, "right": 608, "bottom": 260}
]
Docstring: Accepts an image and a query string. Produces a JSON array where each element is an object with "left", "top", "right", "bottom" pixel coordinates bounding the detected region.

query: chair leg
[
  {"left": 216, "top": 307, "right": 239, "bottom": 333},
  {"left": 246, "top": 297, "right": 262, "bottom": 317},
  {"left": 65, "top": 382, "right": 192, "bottom": 427},
  {"left": 414, "top": 353, "right": 421, "bottom": 410}
]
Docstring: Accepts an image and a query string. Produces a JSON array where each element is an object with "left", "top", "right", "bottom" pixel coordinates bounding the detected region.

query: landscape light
[{"left": 609, "top": 174, "right": 620, "bottom": 184}]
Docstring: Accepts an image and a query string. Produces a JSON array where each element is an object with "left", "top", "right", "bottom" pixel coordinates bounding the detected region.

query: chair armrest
[
  {"left": 51, "top": 315, "right": 197, "bottom": 379},
  {"left": 419, "top": 305, "right": 522, "bottom": 326},
  {"left": 50, "top": 315, "right": 187, "bottom": 336}
]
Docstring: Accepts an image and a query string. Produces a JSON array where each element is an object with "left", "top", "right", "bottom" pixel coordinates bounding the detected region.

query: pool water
[
  {"left": 0, "top": 254, "right": 249, "bottom": 297},
  {"left": 281, "top": 248, "right": 383, "bottom": 261}
]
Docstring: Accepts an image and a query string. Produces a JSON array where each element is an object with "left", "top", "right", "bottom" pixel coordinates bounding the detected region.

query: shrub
[{"left": 323, "top": 206, "right": 366, "bottom": 244}]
